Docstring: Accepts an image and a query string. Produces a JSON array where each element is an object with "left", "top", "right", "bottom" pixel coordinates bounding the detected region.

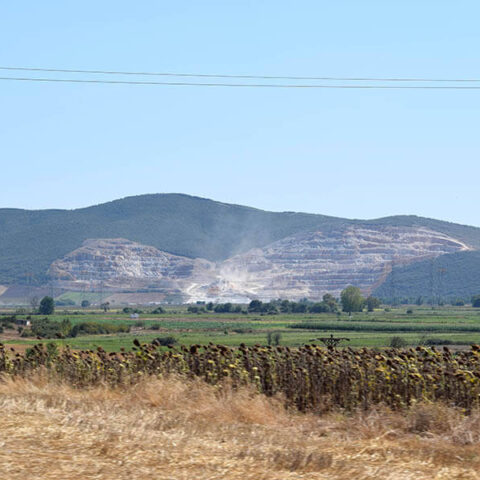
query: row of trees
[
  {"left": 190, "top": 288, "right": 381, "bottom": 315},
  {"left": 35, "top": 288, "right": 480, "bottom": 318},
  {"left": 378, "top": 295, "right": 480, "bottom": 307}
]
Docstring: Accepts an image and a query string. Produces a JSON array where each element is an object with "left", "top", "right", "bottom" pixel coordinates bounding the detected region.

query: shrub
[
  {"left": 267, "top": 331, "right": 282, "bottom": 346},
  {"left": 70, "top": 322, "right": 130, "bottom": 336},
  {"left": 390, "top": 336, "right": 407, "bottom": 348},
  {"left": 55, "top": 299, "right": 76, "bottom": 306},
  {"left": 153, "top": 336, "right": 177, "bottom": 346},
  {"left": 309, "top": 303, "right": 330, "bottom": 314},
  {"left": 472, "top": 295, "right": 480, "bottom": 308},
  {"left": 187, "top": 306, "right": 206, "bottom": 314},
  {"left": 30, "top": 317, "right": 66, "bottom": 338}
]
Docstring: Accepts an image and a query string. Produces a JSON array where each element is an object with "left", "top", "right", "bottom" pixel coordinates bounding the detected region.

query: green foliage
[
  {"left": 322, "top": 294, "right": 338, "bottom": 312},
  {"left": 151, "top": 306, "right": 165, "bottom": 314},
  {"left": 22, "top": 317, "right": 129, "bottom": 338},
  {"left": 81, "top": 300, "right": 90, "bottom": 308},
  {"left": 340, "top": 286, "right": 365, "bottom": 314},
  {"left": 472, "top": 295, "right": 480, "bottom": 308},
  {"left": 123, "top": 307, "right": 143, "bottom": 314},
  {"left": 187, "top": 305, "right": 206, "bottom": 314},
  {"left": 27, "top": 317, "right": 63, "bottom": 338},
  {"left": 214, "top": 303, "right": 233, "bottom": 313},
  {"left": 8, "top": 305, "right": 480, "bottom": 352},
  {"left": 289, "top": 321, "right": 480, "bottom": 333},
  {"left": 248, "top": 300, "right": 263, "bottom": 313},
  {"left": 375, "top": 250, "right": 480, "bottom": 300},
  {"left": 0, "top": 316, "right": 16, "bottom": 330},
  {"left": 390, "top": 336, "right": 407, "bottom": 348},
  {"left": 39, "top": 296, "right": 55, "bottom": 315},
  {"left": 55, "top": 298, "right": 76, "bottom": 306},
  {"left": 267, "top": 331, "right": 282, "bottom": 346},
  {"left": 309, "top": 303, "right": 330, "bottom": 313},
  {"left": 70, "top": 322, "right": 130, "bottom": 336},
  {"left": 366, "top": 296, "right": 381, "bottom": 312},
  {"left": 153, "top": 336, "right": 177, "bottom": 346}
]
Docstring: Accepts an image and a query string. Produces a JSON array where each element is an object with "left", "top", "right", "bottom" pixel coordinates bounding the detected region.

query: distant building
[{"left": 130, "top": 313, "right": 139, "bottom": 319}]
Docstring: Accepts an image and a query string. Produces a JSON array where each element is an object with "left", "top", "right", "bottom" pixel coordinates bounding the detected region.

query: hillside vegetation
[
  {"left": 374, "top": 250, "right": 480, "bottom": 299},
  {"left": 1, "top": 194, "right": 480, "bottom": 298},
  {"left": 0, "top": 194, "right": 345, "bottom": 284}
]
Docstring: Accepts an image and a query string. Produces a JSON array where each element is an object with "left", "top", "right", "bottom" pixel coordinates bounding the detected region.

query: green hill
[
  {"left": 373, "top": 250, "right": 480, "bottom": 301},
  {"left": 0, "top": 194, "right": 346, "bottom": 284},
  {"left": 1, "top": 193, "right": 480, "bottom": 297}
]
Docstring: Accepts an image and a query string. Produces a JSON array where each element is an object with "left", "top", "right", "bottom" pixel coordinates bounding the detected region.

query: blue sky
[{"left": 1, "top": 1, "right": 479, "bottom": 226}]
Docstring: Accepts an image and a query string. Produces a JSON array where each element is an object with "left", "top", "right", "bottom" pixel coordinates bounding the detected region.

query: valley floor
[{"left": 1, "top": 377, "right": 480, "bottom": 479}]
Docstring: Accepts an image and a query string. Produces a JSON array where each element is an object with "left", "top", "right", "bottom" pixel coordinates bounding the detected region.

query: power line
[
  {"left": 1, "top": 66, "right": 480, "bottom": 83},
  {"left": 2, "top": 76, "right": 480, "bottom": 89}
]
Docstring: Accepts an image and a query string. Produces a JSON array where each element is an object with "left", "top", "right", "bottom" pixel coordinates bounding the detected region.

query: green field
[{"left": 2, "top": 304, "right": 480, "bottom": 352}]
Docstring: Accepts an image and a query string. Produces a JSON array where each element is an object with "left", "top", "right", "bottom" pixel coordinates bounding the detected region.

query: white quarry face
[
  {"left": 211, "top": 226, "right": 470, "bottom": 301},
  {"left": 48, "top": 226, "right": 471, "bottom": 303}
]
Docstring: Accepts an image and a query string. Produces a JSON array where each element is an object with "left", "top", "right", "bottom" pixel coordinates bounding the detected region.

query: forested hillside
[
  {"left": 374, "top": 250, "right": 480, "bottom": 300},
  {"left": 1, "top": 194, "right": 479, "bottom": 299}
]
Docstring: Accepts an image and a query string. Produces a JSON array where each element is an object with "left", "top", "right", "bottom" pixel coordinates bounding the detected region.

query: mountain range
[{"left": 1, "top": 194, "right": 479, "bottom": 304}]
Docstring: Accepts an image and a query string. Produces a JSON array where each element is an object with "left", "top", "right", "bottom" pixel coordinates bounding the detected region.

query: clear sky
[{"left": 1, "top": 1, "right": 479, "bottom": 226}]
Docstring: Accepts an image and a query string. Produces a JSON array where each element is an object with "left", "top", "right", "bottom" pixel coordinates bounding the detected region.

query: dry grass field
[{"left": 1, "top": 376, "right": 480, "bottom": 479}]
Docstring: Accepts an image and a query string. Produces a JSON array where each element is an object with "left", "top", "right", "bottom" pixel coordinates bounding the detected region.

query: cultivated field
[
  {"left": 2, "top": 306, "right": 480, "bottom": 478},
  {"left": 2, "top": 305, "right": 480, "bottom": 351}
]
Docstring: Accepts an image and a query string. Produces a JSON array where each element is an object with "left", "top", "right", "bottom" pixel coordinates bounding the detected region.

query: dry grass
[{"left": 1, "top": 376, "right": 480, "bottom": 479}]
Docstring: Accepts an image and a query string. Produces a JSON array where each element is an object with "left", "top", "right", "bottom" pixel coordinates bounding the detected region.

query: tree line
[{"left": 190, "top": 287, "right": 381, "bottom": 315}]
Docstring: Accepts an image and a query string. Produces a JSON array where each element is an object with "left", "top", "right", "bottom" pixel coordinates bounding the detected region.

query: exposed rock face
[
  {"left": 48, "top": 239, "right": 216, "bottom": 296},
  {"left": 204, "top": 226, "right": 470, "bottom": 301},
  {"left": 48, "top": 227, "right": 471, "bottom": 302}
]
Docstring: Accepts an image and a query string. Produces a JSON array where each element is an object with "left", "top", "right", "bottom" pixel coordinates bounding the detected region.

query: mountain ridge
[
  {"left": 3, "top": 194, "right": 478, "bottom": 230},
  {"left": 1, "top": 193, "right": 480, "bottom": 301}
]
